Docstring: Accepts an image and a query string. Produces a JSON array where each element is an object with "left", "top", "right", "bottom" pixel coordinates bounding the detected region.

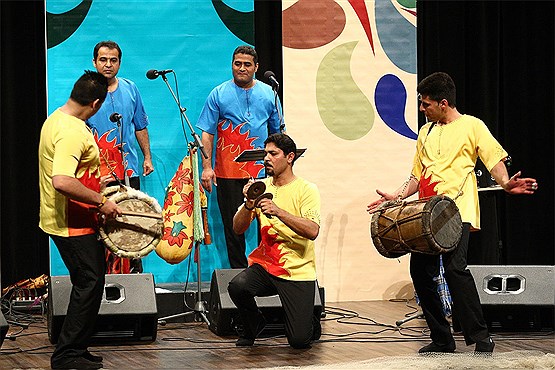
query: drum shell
[{"left": 370, "top": 196, "right": 462, "bottom": 259}]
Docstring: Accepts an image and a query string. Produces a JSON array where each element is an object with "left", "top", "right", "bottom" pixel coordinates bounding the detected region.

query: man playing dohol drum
[{"left": 368, "top": 72, "right": 538, "bottom": 354}]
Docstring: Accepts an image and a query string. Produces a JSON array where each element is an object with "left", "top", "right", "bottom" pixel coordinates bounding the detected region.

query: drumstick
[{"left": 119, "top": 210, "right": 163, "bottom": 220}]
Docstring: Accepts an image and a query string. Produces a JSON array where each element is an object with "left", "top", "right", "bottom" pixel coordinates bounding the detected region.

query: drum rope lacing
[{"left": 381, "top": 199, "right": 435, "bottom": 251}]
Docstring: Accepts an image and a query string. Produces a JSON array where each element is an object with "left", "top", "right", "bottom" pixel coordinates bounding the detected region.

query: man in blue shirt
[
  {"left": 197, "top": 45, "right": 283, "bottom": 268},
  {"left": 87, "top": 40, "right": 154, "bottom": 273}
]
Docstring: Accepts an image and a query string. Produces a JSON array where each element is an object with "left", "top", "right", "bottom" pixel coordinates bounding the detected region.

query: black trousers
[
  {"left": 107, "top": 175, "right": 140, "bottom": 190},
  {"left": 227, "top": 264, "right": 317, "bottom": 349},
  {"left": 50, "top": 234, "right": 106, "bottom": 365},
  {"left": 216, "top": 178, "right": 250, "bottom": 268},
  {"left": 410, "top": 223, "right": 489, "bottom": 346}
]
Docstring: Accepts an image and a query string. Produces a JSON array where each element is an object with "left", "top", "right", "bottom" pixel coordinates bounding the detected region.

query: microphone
[
  {"left": 146, "top": 69, "right": 174, "bottom": 80},
  {"left": 264, "top": 70, "right": 280, "bottom": 91},
  {"left": 109, "top": 112, "right": 122, "bottom": 122}
]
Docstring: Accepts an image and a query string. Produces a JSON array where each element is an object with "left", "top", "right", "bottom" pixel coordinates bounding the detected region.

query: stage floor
[{"left": 1, "top": 300, "right": 554, "bottom": 369}]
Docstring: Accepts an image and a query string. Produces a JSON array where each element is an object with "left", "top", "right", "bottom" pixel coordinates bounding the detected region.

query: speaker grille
[
  {"left": 468, "top": 265, "right": 554, "bottom": 305},
  {"left": 468, "top": 265, "right": 554, "bottom": 331}
]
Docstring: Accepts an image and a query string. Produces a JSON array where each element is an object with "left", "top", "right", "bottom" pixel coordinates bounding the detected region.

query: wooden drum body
[{"left": 370, "top": 195, "right": 462, "bottom": 258}]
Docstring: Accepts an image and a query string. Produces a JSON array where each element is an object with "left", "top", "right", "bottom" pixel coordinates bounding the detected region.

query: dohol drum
[{"left": 370, "top": 195, "right": 462, "bottom": 258}]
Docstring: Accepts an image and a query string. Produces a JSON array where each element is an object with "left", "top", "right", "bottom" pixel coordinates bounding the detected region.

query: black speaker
[
  {"left": 0, "top": 311, "right": 8, "bottom": 347},
  {"left": 48, "top": 273, "right": 158, "bottom": 344},
  {"left": 207, "top": 269, "right": 323, "bottom": 336},
  {"left": 468, "top": 265, "right": 555, "bottom": 331}
]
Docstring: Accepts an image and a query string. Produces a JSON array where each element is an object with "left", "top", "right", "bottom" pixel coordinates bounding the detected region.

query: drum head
[
  {"left": 99, "top": 188, "right": 163, "bottom": 259},
  {"left": 423, "top": 196, "right": 462, "bottom": 254}
]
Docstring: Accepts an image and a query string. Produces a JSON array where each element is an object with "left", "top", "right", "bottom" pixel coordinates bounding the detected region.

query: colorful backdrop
[
  {"left": 281, "top": 0, "right": 418, "bottom": 301},
  {"left": 46, "top": 0, "right": 259, "bottom": 284},
  {"left": 47, "top": 0, "right": 417, "bottom": 301}
]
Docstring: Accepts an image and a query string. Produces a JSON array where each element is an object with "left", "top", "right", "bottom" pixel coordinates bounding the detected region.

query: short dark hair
[
  {"left": 265, "top": 133, "right": 297, "bottom": 162},
  {"left": 69, "top": 70, "right": 108, "bottom": 106},
  {"left": 232, "top": 45, "right": 258, "bottom": 64},
  {"left": 417, "top": 72, "right": 456, "bottom": 107},
  {"left": 93, "top": 40, "right": 122, "bottom": 60}
]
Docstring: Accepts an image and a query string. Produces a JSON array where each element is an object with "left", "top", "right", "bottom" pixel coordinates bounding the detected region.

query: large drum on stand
[{"left": 370, "top": 195, "right": 462, "bottom": 258}]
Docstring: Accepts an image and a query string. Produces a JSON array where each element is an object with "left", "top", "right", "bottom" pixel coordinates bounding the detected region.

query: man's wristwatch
[{"left": 97, "top": 195, "right": 107, "bottom": 209}]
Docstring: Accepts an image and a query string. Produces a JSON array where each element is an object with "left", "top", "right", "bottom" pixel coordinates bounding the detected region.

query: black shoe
[
  {"left": 235, "top": 336, "right": 256, "bottom": 347},
  {"left": 82, "top": 351, "right": 103, "bottom": 363},
  {"left": 51, "top": 356, "right": 103, "bottom": 369},
  {"left": 235, "top": 313, "right": 266, "bottom": 347},
  {"left": 418, "top": 341, "right": 456, "bottom": 354},
  {"left": 475, "top": 337, "right": 495, "bottom": 353}
]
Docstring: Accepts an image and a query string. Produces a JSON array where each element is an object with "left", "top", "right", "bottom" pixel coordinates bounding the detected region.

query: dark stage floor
[{"left": 1, "top": 295, "right": 554, "bottom": 369}]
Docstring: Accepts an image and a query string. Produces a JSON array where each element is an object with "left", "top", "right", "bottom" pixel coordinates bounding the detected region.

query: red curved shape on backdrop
[
  {"left": 348, "top": 0, "right": 375, "bottom": 54},
  {"left": 283, "top": 0, "right": 346, "bottom": 49}
]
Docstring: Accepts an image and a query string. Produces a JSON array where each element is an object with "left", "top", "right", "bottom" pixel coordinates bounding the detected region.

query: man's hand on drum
[
  {"left": 201, "top": 167, "right": 217, "bottom": 193},
  {"left": 99, "top": 199, "right": 122, "bottom": 219},
  {"left": 367, "top": 189, "right": 395, "bottom": 214}
]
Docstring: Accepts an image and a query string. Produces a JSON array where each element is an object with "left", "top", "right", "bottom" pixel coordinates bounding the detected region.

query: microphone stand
[
  {"left": 155, "top": 73, "right": 210, "bottom": 326},
  {"left": 272, "top": 85, "right": 285, "bottom": 133},
  {"left": 160, "top": 74, "right": 208, "bottom": 159},
  {"left": 114, "top": 115, "right": 130, "bottom": 187}
]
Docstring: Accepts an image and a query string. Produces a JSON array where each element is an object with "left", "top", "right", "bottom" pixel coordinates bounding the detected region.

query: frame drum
[{"left": 99, "top": 186, "right": 163, "bottom": 259}]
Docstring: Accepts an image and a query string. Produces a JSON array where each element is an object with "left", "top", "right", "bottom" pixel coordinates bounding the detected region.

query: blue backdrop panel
[{"left": 46, "top": 0, "right": 256, "bottom": 283}]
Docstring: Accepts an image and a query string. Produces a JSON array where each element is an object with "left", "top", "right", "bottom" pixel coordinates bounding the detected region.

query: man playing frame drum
[
  {"left": 367, "top": 72, "right": 538, "bottom": 354},
  {"left": 39, "top": 71, "right": 122, "bottom": 369}
]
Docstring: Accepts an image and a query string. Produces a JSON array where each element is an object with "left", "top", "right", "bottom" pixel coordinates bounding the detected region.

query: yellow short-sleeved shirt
[
  {"left": 39, "top": 109, "right": 101, "bottom": 236},
  {"left": 411, "top": 115, "right": 507, "bottom": 229},
  {"left": 248, "top": 177, "right": 321, "bottom": 281}
]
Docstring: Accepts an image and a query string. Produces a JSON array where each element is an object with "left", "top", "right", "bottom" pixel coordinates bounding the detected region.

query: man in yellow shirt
[
  {"left": 229, "top": 133, "right": 321, "bottom": 349},
  {"left": 39, "top": 70, "right": 121, "bottom": 369},
  {"left": 368, "top": 72, "right": 538, "bottom": 354}
]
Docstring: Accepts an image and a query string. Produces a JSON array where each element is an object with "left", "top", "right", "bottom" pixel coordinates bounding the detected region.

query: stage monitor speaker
[
  {"left": 468, "top": 265, "right": 555, "bottom": 331},
  {"left": 0, "top": 311, "right": 8, "bottom": 348},
  {"left": 48, "top": 273, "right": 158, "bottom": 344},
  {"left": 207, "top": 269, "right": 323, "bottom": 336}
]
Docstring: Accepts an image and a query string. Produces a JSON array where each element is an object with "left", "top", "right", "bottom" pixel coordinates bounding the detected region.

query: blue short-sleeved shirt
[
  {"left": 196, "top": 79, "right": 283, "bottom": 179},
  {"left": 87, "top": 77, "right": 149, "bottom": 178}
]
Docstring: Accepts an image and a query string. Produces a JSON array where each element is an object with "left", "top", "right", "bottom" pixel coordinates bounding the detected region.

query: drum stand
[{"left": 157, "top": 240, "right": 210, "bottom": 325}]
